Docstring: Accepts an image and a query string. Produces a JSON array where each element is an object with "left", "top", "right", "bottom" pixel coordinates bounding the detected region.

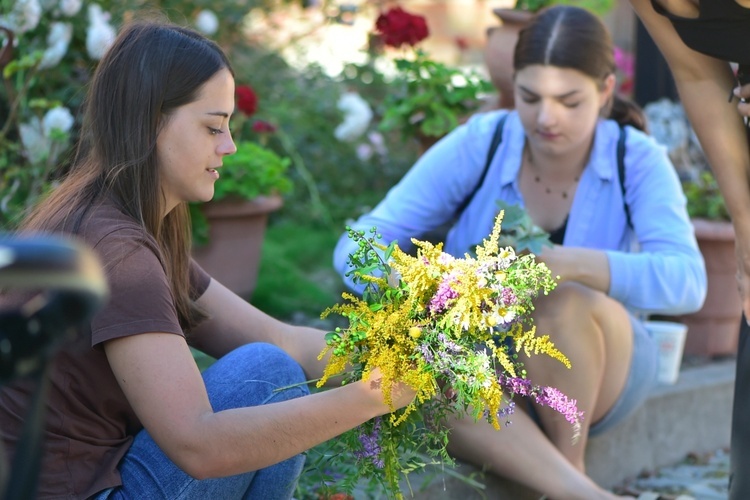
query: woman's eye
[
  {"left": 208, "top": 127, "right": 222, "bottom": 135},
  {"left": 563, "top": 102, "right": 581, "bottom": 109},
  {"left": 521, "top": 96, "right": 539, "bottom": 104}
]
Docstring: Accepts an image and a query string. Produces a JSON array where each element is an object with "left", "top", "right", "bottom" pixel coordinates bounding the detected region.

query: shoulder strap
[
  {"left": 454, "top": 113, "right": 509, "bottom": 219},
  {"left": 617, "top": 124, "right": 632, "bottom": 229}
]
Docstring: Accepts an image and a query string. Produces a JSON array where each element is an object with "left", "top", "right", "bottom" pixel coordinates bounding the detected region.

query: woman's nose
[
  {"left": 219, "top": 131, "right": 237, "bottom": 156},
  {"left": 536, "top": 100, "right": 557, "bottom": 127}
]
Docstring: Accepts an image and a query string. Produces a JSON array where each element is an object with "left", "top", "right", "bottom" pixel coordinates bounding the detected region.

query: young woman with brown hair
[{"left": 0, "top": 20, "right": 414, "bottom": 500}]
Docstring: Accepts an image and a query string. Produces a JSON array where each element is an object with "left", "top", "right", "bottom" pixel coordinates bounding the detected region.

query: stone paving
[{"left": 615, "top": 448, "right": 730, "bottom": 500}]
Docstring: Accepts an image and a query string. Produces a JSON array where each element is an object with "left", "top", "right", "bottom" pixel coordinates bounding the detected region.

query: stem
[
  {"left": 0, "top": 62, "right": 40, "bottom": 140},
  {"left": 418, "top": 453, "right": 487, "bottom": 490},
  {"left": 271, "top": 377, "right": 323, "bottom": 393},
  {"left": 275, "top": 126, "right": 332, "bottom": 226}
]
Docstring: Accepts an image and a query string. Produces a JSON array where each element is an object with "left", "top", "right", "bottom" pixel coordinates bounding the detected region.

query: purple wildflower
[
  {"left": 498, "top": 375, "right": 533, "bottom": 397},
  {"left": 533, "top": 386, "right": 584, "bottom": 427},
  {"left": 500, "top": 287, "right": 517, "bottom": 306},
  {"left": 429, "top": 276, "right": 460, "bottom": 314},
  {"left": 498, "top": 401, "right": 516, "bottom": 418},
  {"left": 354, "top": 418, "right": 385, "bottom": 469},
  {"left": 417, "top": 343, "right": 434, "bottom": 363},
  {"left": 437, "top": 333, "right": 462, "bottom": 353}
]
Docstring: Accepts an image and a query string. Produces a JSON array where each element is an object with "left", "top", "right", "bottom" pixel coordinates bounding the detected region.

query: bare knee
[{"left": 534, "top": 283, "right": 606, "bottom": 333}]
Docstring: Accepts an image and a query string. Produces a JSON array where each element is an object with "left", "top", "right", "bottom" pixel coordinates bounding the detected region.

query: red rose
[
  {"left": 374, "top": 7, "right": 429, "bottom": 48},
  {"left": 236, "top": 85, "right": 258, "bottom": 116},
  {"left": 251, "top": 120, "right": 277, "bottom": 133}
]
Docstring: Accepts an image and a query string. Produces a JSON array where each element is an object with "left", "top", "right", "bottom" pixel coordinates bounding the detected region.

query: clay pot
[
  {"left": 483, "top": 8, "right": 534, "bottom": 110},
  {"left": 677, "top": 218, "right": 742, "bottom": 358},
  {"left": 191, "top": 195, "right": 283, "bottom": 299}
]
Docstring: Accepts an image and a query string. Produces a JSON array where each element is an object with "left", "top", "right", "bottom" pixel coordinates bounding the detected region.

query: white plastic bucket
[{"left": 644, "top": 320, "right": 688, "bottom": 385}]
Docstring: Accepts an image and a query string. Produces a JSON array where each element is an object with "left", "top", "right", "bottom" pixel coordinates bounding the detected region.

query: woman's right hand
[
  {"left": 362, "top": 367, "right": 418, "bottom": 414},
  {"left": 734, "top": 83, "right": 750, "bottom": 119},
  {"left": 735, "top": 236, "right": 750, "bottom": 324}
]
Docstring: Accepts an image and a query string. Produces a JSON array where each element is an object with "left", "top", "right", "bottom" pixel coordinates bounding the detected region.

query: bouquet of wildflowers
[{"left": 308, "top": 213, "right": 583, "bottom": 499}]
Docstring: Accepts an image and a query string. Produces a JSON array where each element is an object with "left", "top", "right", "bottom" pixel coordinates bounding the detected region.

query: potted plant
[
  {"left": 678, "top": 171, "right": 740, "bottom": 358},
  {"left": 190, "top": 83, "right": 293, "bottom": 298},
  {"left": 190, "top": 138, "right": 291, "bottom": 299},
  {"left": 485, "top": 0, "right": 616, "bottom": 109},
  {"left": 372, "top": 7, "right": 493, "bottom": 152}
]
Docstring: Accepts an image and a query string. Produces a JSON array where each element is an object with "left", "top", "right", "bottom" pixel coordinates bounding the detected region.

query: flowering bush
[
  {"left": 614, "top": 45, "right": 634, "bottom": 97},
  {"left": 0, "top": 0, "right": 273, "bottom": 229},
  {"left": 0, "top": 0, "right": 116, "bottom": 227},
  {"left": 372, "top": 7, "right": 493, "bottom": 141},
  {"left": 308, "top": 213, "right": 582, "bottom": 498}
]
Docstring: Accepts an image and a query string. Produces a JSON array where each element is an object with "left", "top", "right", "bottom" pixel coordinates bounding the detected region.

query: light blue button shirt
[{"left": 334, "top": 110, "right": 707, "bottom": 316}]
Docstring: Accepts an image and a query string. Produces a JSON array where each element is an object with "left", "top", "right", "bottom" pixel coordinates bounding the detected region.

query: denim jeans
[{"left": 92, "top": 342, "right": 310, "bottom": 500}]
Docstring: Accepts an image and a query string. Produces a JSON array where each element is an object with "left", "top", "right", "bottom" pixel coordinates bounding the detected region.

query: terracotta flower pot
[
  {"left": 483, "top": 8, "right": 534, "bottom": 110},
  {"left": 191, "top": 195, "right": 283, "bottom": 299},
  {"left": 677, "top": 218, "right": 742, "bottom": 358}
]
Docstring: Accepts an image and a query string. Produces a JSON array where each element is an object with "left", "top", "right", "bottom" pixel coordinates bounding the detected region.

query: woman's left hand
[
  {"left": 535, "top": 245, "right": 611, "bottom": 293},
  {"left": 735, "top": 83, "right": 750, "bottom": 119}
]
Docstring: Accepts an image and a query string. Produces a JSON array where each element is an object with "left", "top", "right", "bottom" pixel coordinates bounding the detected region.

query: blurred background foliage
[{"left": 1, "top": 0, "right": 433, "bottom": 321}]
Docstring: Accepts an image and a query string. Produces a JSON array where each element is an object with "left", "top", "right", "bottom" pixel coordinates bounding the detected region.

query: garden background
[{"left": 0, "top": 0, "right": 654, "bottom": 325}]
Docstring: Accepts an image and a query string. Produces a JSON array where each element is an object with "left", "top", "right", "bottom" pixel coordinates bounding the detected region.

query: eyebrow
[{"left": 518, "top": 85, "right": 581, "bottom": 99}]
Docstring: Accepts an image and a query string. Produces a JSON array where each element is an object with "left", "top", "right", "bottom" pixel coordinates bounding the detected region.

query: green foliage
[
  {"left": 494, "top": 200, "right": 553, "bottom": 254},
  {"left": 214, "top": 141, "right": 292, "bottom": 201},
  {"left": 250, "top": 221, "right": 343, "bottom": 319},
  {"left": 228, "top": 43, "right": 419, "bottom": 227},
  {"left": 682, "top": 171, "right": 730, "bottom": 221},
  {"left": 379, "top": 50, "right": 493, "bottom": 139},
  {"left": 513, "top": 0, "right": 616, "bottom": 15}
]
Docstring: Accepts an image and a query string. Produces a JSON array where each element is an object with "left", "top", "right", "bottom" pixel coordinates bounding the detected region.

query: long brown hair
[
  {"left": 23, "top": 20, "right": 233, "bottom": 330},
  {"left": 514, "top": 5, "right": 647, "bottom": 132}
]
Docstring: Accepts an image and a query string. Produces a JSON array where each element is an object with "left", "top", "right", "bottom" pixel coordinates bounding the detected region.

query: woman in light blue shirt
[{"left": 334, "top": 6, "right": 707, "bottom": 499}]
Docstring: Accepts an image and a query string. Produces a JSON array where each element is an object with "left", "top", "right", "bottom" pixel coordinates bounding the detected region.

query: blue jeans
[{"left": 92, "top": 343, "right": 310, "bottom": 500}]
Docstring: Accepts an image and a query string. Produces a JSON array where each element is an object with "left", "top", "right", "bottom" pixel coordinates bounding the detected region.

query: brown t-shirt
[{"left": 0, "top": 201, "right": 211, "bottom": 499}]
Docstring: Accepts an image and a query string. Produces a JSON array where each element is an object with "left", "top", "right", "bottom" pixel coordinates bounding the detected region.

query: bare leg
[
  {"left": 521, "top": 283, "right": 632, "bottom": 471},
  {"left": 447, "top": 410, "right": 627, "bottom": 500},
  {"left": 446, "top": 283, "right": 634, "bottom": 499}
]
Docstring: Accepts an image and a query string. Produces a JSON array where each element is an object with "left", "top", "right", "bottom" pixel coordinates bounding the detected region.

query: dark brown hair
[
  {"left": 514, "top": 5, "right": 646, "bottom": 132},
  {"left": 23, "top": 20, "right": 233, "bottom": 329}
]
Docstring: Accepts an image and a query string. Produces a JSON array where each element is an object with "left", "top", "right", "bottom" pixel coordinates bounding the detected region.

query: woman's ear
[{"left": 600, "top": 73, "right": 616, "bottom": 107}]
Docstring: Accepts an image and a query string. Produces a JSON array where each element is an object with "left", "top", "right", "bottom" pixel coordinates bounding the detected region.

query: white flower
[
  {"left": 42, "top": 106, "right": 74, "bottom": 135},
  {"left": 59, "top": 0, "right": 83, "bottom": 17},
  {"left": 38, "top": 22, "right": 73, "bottom": 69},
  {"left": 20, "top": 117, "right": 49, "bottom": 165},
  {"left": 194, "top": 10, "right": 219, "bottom": 36},
  {"left": 86, "top": 4, "right": 116, "bottom": 60},
  {"left": 2, "top": 0, "right": 42, "bottom": 34},
  {"left": 334, "top": 92, "right": 373, "bottom": 142}
]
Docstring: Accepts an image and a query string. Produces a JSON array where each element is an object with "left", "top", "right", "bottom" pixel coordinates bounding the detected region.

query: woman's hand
[
  {"left": 735, "top": 237, "right": 750, "bottom": 324},
  {"left": 734, "top": 83, "right": 750, "bottom": 119},
  {"left": 536, "top": 245, "right": 611, "bottom": 293},
  {"left": 363, "top": 367, "right": 417, "bottom": 414}
]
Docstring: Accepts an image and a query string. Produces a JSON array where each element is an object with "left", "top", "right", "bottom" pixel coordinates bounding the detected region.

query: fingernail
[{"left": 734, "top": 86, "right": 742, "bottom": 97}]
